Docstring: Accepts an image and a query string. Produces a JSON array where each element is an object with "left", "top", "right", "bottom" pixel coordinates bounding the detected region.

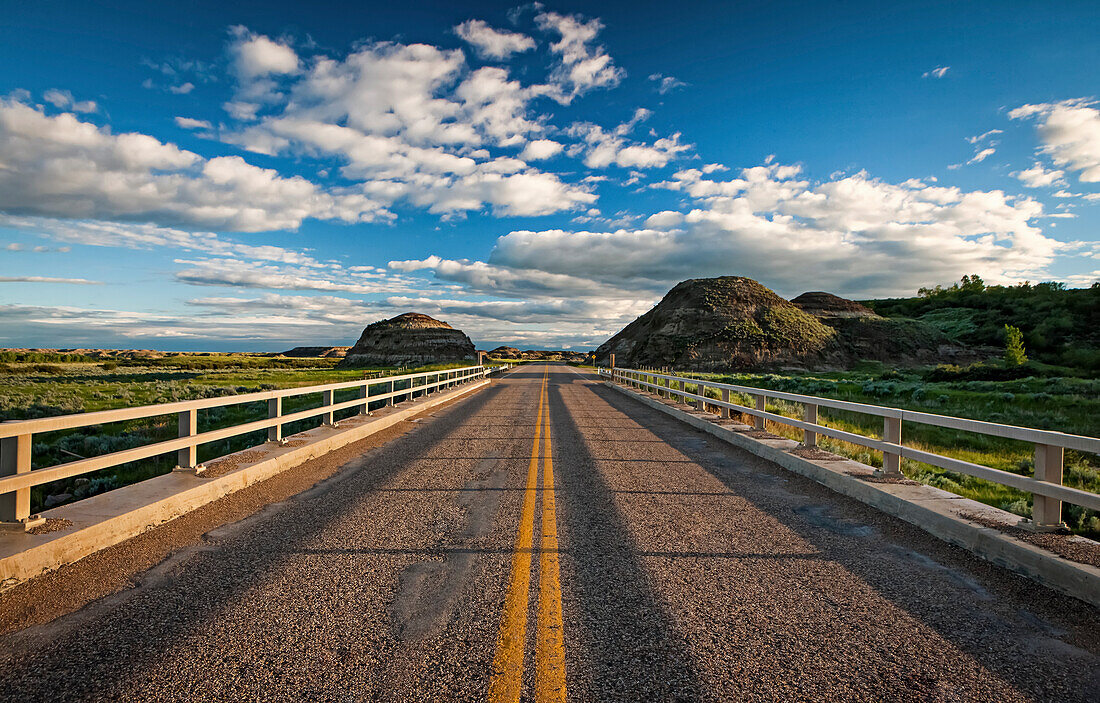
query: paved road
[{"left": 1, "top": 364, "right": 1097, "bottom": 702}]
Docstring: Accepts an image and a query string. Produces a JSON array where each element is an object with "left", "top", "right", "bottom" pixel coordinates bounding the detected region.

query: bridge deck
[{"left": 0, "top": 364, "right": 1097, "bottom": 701}]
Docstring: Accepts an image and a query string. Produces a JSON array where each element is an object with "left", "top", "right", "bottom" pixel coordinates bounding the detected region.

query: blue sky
[{"left": 1, "top": 0, "right": 1098, "bottom": 351}]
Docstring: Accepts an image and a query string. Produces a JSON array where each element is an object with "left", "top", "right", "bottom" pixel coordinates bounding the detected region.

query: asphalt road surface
[{"left": 1, "top": 364, "right": 1098, "bottom": 702}]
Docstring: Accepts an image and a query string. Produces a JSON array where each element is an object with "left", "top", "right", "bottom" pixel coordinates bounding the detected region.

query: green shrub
[
  {"left": 31, "top": 364, "right": 65, "bottom": 375},
  {"left": 1004, "top": 324, "right": 1027, "bottom": 367}
]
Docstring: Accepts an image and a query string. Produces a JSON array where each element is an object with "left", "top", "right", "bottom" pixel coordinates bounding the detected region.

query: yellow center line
[
  {"left": 488, "top": 367, "right": 547, "bottom": 703},
  {"left": 535, "top": 381, "right": 567, "bottom": 702}
]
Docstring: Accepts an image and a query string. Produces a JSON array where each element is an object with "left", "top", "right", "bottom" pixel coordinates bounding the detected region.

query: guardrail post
[
  {"left": 176, "top": 409, "right": 204, "bottom": 472},
  {"left": 322, "top": 389, "right": 336, "bottom": 426},
  {"left": 753, "top": 394, "right": 765, "bottom": 430},
  {"left": 803, "top": 403, "right": 818, "bottom": 447},
  {"left": 387, "top": 379, "right": 395, "bottom": 406},
  {"left": 268, "top": 397, "right": 284, "bottom": 443},
  {"left": 1032, "top": 444, "right": 1067, "bottom": 531},
  {"left": 882, "top": 416, "right": 902, "bottom": 475},
  {"left": 721, "top": 388, "right": 731, "bottom": 419},
  {"left": 359, "top": 382, "right": 370, "bottom": 415},
  {"left": 0, "top": 432, "right": 39, "bottom": 528}
]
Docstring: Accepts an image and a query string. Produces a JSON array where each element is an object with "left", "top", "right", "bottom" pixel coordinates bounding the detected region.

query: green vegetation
[
  {"left": 864, "top": 275, "right": 1100, "bottom": 372},
  {"left": 680, "top": 364, "right": 1099, "bottom": 537},
  {"left": 0, "top": 355, "right": 479, "bottom": 512},
  {"left": 1004, "top": 324, "right": 1027, "bottom": 367}
]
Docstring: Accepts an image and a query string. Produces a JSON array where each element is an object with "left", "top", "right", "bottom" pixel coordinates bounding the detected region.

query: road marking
[
  {"left": 488, "top": 367, "right": 547, "bottom": 703},
  {"left": 536, "top": 385, "right": 567, "bottom": 702}
]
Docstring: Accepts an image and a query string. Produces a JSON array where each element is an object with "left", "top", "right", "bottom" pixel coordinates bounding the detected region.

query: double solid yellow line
[{"left": 488, "top": 367, "right": 566, "bottom": 703}]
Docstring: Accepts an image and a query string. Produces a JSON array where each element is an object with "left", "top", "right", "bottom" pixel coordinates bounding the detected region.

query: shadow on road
[{"left": 549, "top": 376, "right": 706, "bottom": 702}]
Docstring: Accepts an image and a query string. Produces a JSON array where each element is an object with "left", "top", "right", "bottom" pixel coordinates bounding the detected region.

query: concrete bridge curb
[
  {"left": 605, "top": 381, "right": 1100, "bottom": 609},
  {"left": 0, "top": 378, "right": 491, "bottom": 589}
]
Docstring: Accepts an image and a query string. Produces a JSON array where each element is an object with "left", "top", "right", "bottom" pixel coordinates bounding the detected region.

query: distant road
[{"left": 1, "top": 364, "right": 1097, "bottom": 701}]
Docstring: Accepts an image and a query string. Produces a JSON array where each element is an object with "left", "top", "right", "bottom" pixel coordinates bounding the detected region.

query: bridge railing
[
  {"left": 0, "top": 364, "right": 501, "bottom": 527},
  {"left": 598, "top": 366, "right": 1100, "bottom": 531}
]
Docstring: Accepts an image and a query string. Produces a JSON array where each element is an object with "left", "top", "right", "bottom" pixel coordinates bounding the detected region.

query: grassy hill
[{"left": 862, "top": 276, "right": 1100, "bottom": 373}]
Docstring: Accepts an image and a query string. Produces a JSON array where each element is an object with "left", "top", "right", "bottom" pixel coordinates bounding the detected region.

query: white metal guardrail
[
  {"left": 599, "top": 366, "right": 1100, "bottom": 531},
  {"left": 0, "top": 364, "right": 501, "bottom": 527}
]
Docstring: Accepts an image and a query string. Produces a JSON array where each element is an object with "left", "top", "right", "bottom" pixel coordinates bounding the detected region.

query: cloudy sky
[{"left": 1, "top": 0, "right": 1098, "bottom": 351}]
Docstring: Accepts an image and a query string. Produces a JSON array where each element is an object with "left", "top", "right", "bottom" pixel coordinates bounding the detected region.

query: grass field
[
  {"left": 669, "top": 363, "right": 1100, "bottom": 537},
  {"left": 0, "top": 356, "right": 484, "bottom": 513}
]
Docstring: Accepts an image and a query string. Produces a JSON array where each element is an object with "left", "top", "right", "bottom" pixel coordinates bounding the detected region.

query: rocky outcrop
[
  {"left": 339, "top": 313, "right": 476, "bottom": 368},
  {"left": 791, "top": 292, "right": 877, "bottom": 319},
  {"left": 596, "top": 277, "right": 836, "bottom": 370},
  {"left": 597, "top": 277, "right": 967, "bottom": 371},
  {"left": 791, "top": 291, "right": 959, "bottom": 366}
]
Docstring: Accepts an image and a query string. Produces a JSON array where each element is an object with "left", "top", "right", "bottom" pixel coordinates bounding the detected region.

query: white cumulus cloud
[
  {"left": 455, "top": 20, "right": 536, "bottom": 59},
  {"left": 535, "top": 11, "right": 623, "bottom": 103},
  {"left": 400, "top": 160, "right": 1060, "bottom": 302},
  {"left": 1010, "top": 98, "right": 1100, "bottom": 183},
  {"left": 0, "top": 98, "right": 389, "bottom": 231},
  {"left": 519, "top": 139, "right": 564, "bottom": 161},
  {"left": 229, "top": 28, "right": 299, "bottom": 78},
  {"left": 175, "top": 116, "right": 213, "bottom": 130},
  {"left": 1012, "top": 162, "right": 1066, "bottom": 188},
  {"left": 42, "top": 89, "right": 97, "bottom": 113}
]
